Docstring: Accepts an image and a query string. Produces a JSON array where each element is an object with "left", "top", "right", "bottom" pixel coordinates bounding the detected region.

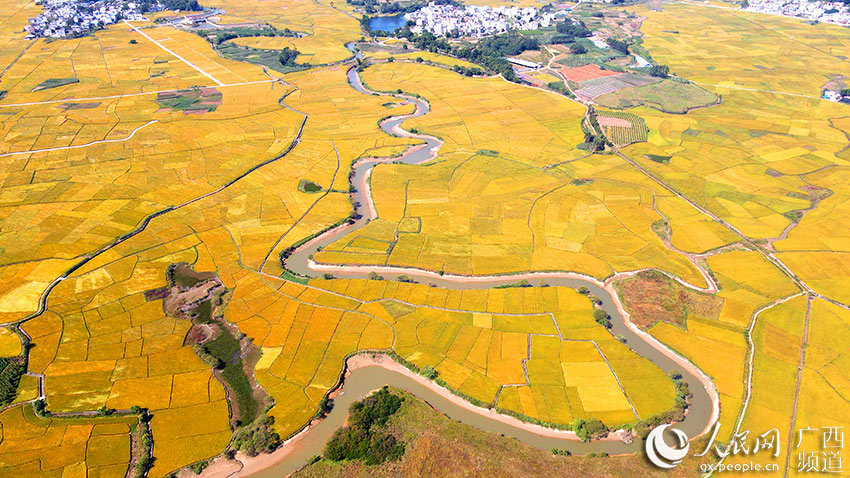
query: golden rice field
[
  {"left": 0, "top": 405, "right": 137, "bottom": 477},
  {"left": 0, "top": 0, "right": 849, "bottom": 475},
  {"left": 215, "top": 0, "right": 361, "bottom": 65},
  {"left": 0, "top": 327, "right": 20, "bottom": 357},
  {"left": 617, "top": 3, "right": 850, "bottom": 464}
]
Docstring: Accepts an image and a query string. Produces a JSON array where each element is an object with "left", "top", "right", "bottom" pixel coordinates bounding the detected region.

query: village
[
  {"left": 24, "top": 0, "right": 154, "bottom": 38},
  {"left": 744, "top": 0, "right": 850, "bottom": 25},
  {"left": 404, "top": 3, "right": 558, "bottom": 37}
]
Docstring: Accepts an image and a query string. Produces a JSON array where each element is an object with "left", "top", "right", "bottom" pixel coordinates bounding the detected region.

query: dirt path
[
  {"left": 124, "top": 19, "right": 225, "bottom": 86},
  {"left": 0, "top": 120, "right": 157, "bottom": 158}
]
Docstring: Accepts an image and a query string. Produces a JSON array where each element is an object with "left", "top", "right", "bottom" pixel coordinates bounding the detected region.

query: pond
[{"left": 368, "top": 13, "right": 408, "bottom": 32}]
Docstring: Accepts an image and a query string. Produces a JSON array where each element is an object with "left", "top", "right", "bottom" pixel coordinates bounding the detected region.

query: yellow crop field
[
  {"left": 367, "top": 50, "right": 480, "bottom": 69},
  {"left": 0, "top": 327, "right": 20, "bottom": 357},
  {"left": 1, "top": 0, "right": 849, "bottom": 475},
  {"left": 314, "top": 63, "right": 709, "bottom": 285},
  {"left": 214, "top": 0, "right": 361, "bottom": 65},
  {"left": 0, "top": 406, "right": 135, "bottom": 477},
  {"left": 723, "top": 295, "right": 807, "bottom": 473}
]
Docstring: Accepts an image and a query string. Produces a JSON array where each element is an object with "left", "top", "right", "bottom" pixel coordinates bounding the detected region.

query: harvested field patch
[
  {"left": 615, "top": 270, "right": 723, "bottom": 329},
  {"left": 558, "top": 64, "right": 621, "bottom": 82}
]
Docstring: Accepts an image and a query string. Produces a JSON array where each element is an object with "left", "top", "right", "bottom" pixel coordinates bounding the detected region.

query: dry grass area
[
  {"left": 292, "top": 388, "right": 715, "bottom": 478},
  {"left": 615, "top": 270, "right": 723, "bottom": 329}
]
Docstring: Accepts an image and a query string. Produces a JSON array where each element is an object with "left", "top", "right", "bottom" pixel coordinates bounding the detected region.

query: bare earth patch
[
  {"left": 597, "top": 116, "right": 632, "bottom": 128},
  {"left": 614, "top": 270, "right": 723, "bottom": 329}
]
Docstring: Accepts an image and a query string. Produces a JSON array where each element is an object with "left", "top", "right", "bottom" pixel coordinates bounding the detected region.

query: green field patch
[
  {"left": 595, "top": 79, "right": 719, "bottom": 114},
  {"left": 0, "top": 356, "right": 26, "bottom": 407},
  {"left": 645, "top": 154, "right": 671, "bottom": 164},
  {"left": 155, "top": 87, "right": 222, "bottom": 114},
  {"left": 32, "top": 78, "right": 79, "bottom": 92},
  {"left": 298, "top": 179, "right": 324, "bottom": 193}
]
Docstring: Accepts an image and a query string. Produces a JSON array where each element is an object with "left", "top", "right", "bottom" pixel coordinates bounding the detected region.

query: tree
[
  {"left": 606, "top": 37, "right": 629, "bottom": 54},
  {"left": 648, "top": 64, "right": 670, "bottom": 78},
  {"left": 593, "top": 308, "right": 612, "bottom": 328},
  {"left": 421, "top": 365, "right": 437, "bottom": 379},
  {"left": 569, "top": 43, "right": 587, "bottom": 55},
  {"left": 841, "top": 88, "right": 850, "bottom": 97},
  {"left": 279, "top": 47, "right": 300, "bottom": 66},
  {"left": 319, "top": 396, "right": 333, "bottom": 414},
  {"left": 572, "top": 417, "right": 608, "bottom": 441},
  {"left": 555, "top": 20, "right": 591, "bottom": 38}
]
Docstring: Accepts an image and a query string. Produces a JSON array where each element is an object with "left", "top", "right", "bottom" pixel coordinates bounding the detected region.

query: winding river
[{"left": 256, "top": 64, "right": 719, "bottom": 476}]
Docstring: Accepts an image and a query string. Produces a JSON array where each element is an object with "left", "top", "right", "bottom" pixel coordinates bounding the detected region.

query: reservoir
[{"left": 368, "top": 13, "right": 408, "bottom": 32}]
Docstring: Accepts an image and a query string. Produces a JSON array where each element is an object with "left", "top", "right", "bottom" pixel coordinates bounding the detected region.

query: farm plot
[
  {"left": 213, "top": 0, "right": 362, "bottom": 65},
  {"left": 596, "top": 109, "right": 649, "bottom": 146},
  {"left": 0, "top": 405, "right": 136, "bottom": 478},
  {"left": 595, "top": 79, "right": 719, "bottom": 113}
]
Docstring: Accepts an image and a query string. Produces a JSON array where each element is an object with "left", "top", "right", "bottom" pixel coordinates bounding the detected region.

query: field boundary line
[
  {"left": 783, "top": 295, "right": 813, "bottom": 477},
  {"left": 0, "top": 79, "right": 276, "bottom": 108},
  {"left": 0, "top": 120, "right": 157, "bottom": 157},
  {"left": 123, "top": 19, "right": 225, "bottom": 86},
  {"left": 694, "top": 82, "right": 821, "bottom": 100}
]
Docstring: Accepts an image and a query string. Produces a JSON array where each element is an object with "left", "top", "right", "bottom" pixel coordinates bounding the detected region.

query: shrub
[
  {"left": 593, "top": 308, "right": 612, "bottom": 329},
  {"left": 231, "top": 417, "right": 282, "bottom": 456},
  {"left": 569, "top": 43, "right": 587, "bottom": 54},
  {"left": 572, "top": 417, "right": 608, "bottom": 441},
  {"left": 648, "top": 64, "right": 670, "bottom": 78},
  {"left": 606, "top": 37, "right": 629, "bottom": 54}
]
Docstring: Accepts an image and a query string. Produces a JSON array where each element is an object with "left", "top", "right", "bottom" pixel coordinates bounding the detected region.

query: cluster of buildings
[
  {"left": 745, "top": 0, "right": 850, "bottom": 25},
  {"left": 24, "top": 0, "right": 154, "bottom": 38},
  {"left": 824, "top": 90, "right": 850, "bottom": 103},
  {"left": 404, "top": 3, "right": 557, "bottom": 37}
]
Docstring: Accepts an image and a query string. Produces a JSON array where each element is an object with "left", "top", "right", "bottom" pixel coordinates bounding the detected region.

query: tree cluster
[
  {"left": 593, "top": 308, "right": 612, "bottom": 328},
  {"left": 138, "top": 0, "right": 201, "bottom": 12},
  {"left": 279, "top": 47, "right": 300, "bottom": 67},
  {"left": 648, "top": 64, "right": 670, "bottom": 78},
  {"left": 570, "top": 43, "right": 587, "bottom": 54},
  {"left": 452, "top": 64, "right": 485, "bottom": 76},
  {"left": 394, "top": 30, "right": 537, "bottom": 83},
  {"left": 572, "top": 417, "right": 609, "bottom": 441},
  {"left": 349, "top": 0, "right": 458, "bottom": 15},
  {"left": 231, "top": 416, "right": 283, "bottom": 456},
  {"left": 324, "top": 387, "right": 406, "bottom": 464},
  {"left": 605, "top": 37, "right": 629, "bottom": 54},
  {"left": 555, "top": 19, "right": 591, "bottom": 38}
]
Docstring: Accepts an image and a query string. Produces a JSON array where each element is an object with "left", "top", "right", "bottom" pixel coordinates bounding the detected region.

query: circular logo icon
[{"left": 645, "top": 424, "right": 690, "bottom": 469}]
